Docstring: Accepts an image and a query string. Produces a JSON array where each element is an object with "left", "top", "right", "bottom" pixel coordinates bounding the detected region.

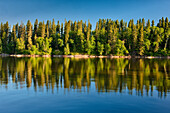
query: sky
[{"left": 0, "top": 0, "right": 170, "bottom": 29}]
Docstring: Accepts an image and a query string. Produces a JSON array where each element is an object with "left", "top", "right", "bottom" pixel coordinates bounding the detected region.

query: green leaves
[
  {"left": 64, "top": 43, "right": 70, "bottom": 55},
  {"left": 97, "top": 42, "right": 104, "bottom": 55},
  {"left": 114, "top": 39, "right": 129, "bottom": 56}
]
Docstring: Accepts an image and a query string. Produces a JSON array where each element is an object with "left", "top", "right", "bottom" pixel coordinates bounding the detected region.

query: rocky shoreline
[{"left": 0, "top": 53, "right": 169, "bottom": 59}]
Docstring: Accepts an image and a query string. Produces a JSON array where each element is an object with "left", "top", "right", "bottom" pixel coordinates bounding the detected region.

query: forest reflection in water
[{"left": 0, "top": 57, "right": 169, "bottom": 98}]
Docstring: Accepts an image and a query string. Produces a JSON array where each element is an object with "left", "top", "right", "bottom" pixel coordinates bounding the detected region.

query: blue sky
[{"left": 0, "top": 0, "right": 170, "bottom": 28}]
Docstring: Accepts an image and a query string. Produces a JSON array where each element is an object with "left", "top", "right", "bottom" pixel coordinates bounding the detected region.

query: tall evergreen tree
[
  {"left": 56, "top": 21, "right": 60, "bottom": 34},
  {"left": 162, "top": 17, "right": 165, "bottom": 28},
  {"left": 152, "top": 20, "right": 155, "bottom": 27},
  {"left": 26, "top": 20, "right": 33, "bottom": 50},
  {"left": 10, "top": 25, "right": 17, "bottom": 53},
  {"left": 52, "top": 19, "right": 56, "bottom": 35},
  {"left": 37, "top": 21, "right": 45, "bottom": 38},
  {"left": 132, "top": 25, "right": 138, "bottom": 54},
  {"left": 45, "top": 20, "right": 50, "bottom": 38},
  {"left": 139, "top": 25, "right": 144, "bottom": 55}
]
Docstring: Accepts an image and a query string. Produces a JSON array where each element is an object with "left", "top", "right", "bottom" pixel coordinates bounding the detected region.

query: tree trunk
[{"left": 164, "top": 37, "right": 169, "bottom": 50}]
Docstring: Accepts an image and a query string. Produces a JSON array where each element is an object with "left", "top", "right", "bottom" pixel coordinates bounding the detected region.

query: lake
[{"left": 0, "top": 57, "right": 169, "bottom": 113}]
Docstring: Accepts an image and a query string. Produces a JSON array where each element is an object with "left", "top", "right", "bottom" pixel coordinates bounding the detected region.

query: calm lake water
[{"left": 0, "top": 57, "right": 169, "bottom": 113}]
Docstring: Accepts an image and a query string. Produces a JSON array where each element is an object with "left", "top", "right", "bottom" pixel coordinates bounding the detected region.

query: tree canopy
[{"left": 0, "top": 18, "right": 169, "bottom": 56}]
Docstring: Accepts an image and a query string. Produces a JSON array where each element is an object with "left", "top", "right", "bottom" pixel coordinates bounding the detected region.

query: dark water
[{"left": 0, "top": 57, "right": 170, "bottom": 113}]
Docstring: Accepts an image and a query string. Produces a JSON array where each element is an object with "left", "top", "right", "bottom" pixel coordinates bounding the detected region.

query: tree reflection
[{"left": 0, "top": 57, "right": 169, "bottom": 98}]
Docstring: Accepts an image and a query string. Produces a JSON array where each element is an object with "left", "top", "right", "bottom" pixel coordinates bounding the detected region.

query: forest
[{"left": 0, "top": 17, "right": 170, "bottom": 56}]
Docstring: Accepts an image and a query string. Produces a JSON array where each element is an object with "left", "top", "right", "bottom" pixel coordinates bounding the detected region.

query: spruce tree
[
  {"left": 10, "top": 25, "right": 17, "bottom": 53},
  {"left": 33, "top": 19, "right": 38, "bottom": 36},
  {"left": 162, "top": 17, "right": 165, "bottom": 28},
  {"left": 132, "top": 25, "right": 138, "bottom": 54},
  {"left": 56, "top": 21, "right": 60, "bottom": 34},
  {"left": 46, "top": 20, "right": 50, "bottom": 38},
  {"left": 64, "top": 20, "right": 70, "bottom": 45},
  {"left": 152, "top": 20, "right": 155, "bottom": 27},
  {"left": 26, "top": 20, "right": 33, "bottom": 50},
  {"left": 52, "top": 19, "right": 56, "bottom": 35},
  {"left": 37, "top": 21, "right": 45, "bottom": 38},
  {"left": 61, "top": 23, "right": 64, "bottom": 37},
  {"left": 165, "top": 17, "right": 169, "bottom": 29},
  {"left": 139, "top": 25, "right": 144, "bottom": 55}
]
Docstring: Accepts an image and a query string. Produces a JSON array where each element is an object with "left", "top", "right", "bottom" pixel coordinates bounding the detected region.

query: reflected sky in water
[{"left": 0, "top": 57, "right": 170, "bottom": 113}]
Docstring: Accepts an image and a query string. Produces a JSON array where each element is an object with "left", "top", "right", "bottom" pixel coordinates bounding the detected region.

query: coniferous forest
[{"left": 0, "top": 17, "right": 170, "bottom": 56}]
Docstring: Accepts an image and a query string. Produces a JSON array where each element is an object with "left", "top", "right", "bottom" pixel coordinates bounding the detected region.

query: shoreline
[{"left": 0, "top": 54, "right": 169, "bottom": 59}]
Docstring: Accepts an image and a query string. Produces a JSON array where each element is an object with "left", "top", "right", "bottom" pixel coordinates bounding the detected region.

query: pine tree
[
  {"left": 61, "top": 23, "right": 64, "bottom": 37},
  {"left": 139, "top": 25, "right": 144, "bottom": 55},
  {"left": 10, "top": 25, "right": 17, "bottom": 53},
  {"left": 2, "top": 32, "right": 7, "bottom": 53},
  {"left": 115, "top": 19, "right": 119, "bottom": 28},
  {"left": 85, "top": 20, "right": 92, "bottom": 54},
  {"left": 37, "top": 21, "right": 45, "bottom": 38},
  {"left": 26, "top": 20, "right": 33, "bottom": 50},
  {"left": 158, "top": 19, "right": 161, "bottom": 27},
  {"left": 142, "top": 18, "right": 145, "bottom": 27},
  {"left": 147, "top": 19, "right": 151, "bottom": 28},
  {"left": 42, "top": 21, "right": 45, "bottom": 38},
  {"left": 162, "top": 17, "right": 165, "bottom": 28},
  {"left": 45, "top": 20, "right": 49, "bottom": 38},
  {"left": 165, "top": 17, "right": 169, "bottom": 29},
  {"left": 56, "top": 21, "right": 60, "bottom": 34},
  {"left": 0, "top": 23, "right": 4, "bottom": 37},
  {"left": 77, "top": 20, "right": 84, "bottom": 52},
  {"left": 33, "top": 19, "right": 38, "bottom": 36},
  {"left": 99, "top": 19, "right": 102, "bottom": 31},
  {"left": 137, "top": 20, "right": 140, "bottom": 29},
  {"left": 152, "top": 20, "right": 155, "bottom": 27},
  {"left": 64, "top": 20, "right": 70, "bottom": 45},
  {"left": 95, "top": 22, "right": 99, "bottom": 53},
  {"left": 73, "top": 21, "right": 77, "bottom": 32},
  {"left": 127, "top": 21, "right": 132, "bottom": 50},
  {"left": 83, "top": 21, "right": 87, "bottom": 37},
  {"left": 132, "top": 25, "right": 138, "bottom": 54},
  {"left": 49, "top": 20, "right": 52, "bottom": 36},
  {"left": 52, "top": 19, "right": 56, "bottom": 35},
  {"left": 87, "top": 20, "right": 91, "bottom": 42}
]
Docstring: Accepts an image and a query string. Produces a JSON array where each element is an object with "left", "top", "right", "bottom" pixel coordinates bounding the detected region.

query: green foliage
[
  {"left": 113, "top": 39, "right": 129, "bottom": 56},
  {"left": 16, "top": 38, "right": 25, "bottom": 53},
  {"left": 0, "top": 39, "right": 2, "bottom": 53},
  {"left": 144, "top": 39, "right": 151, "bottom": 51},
  {"left": 85, "top": 40, "right": 92, "bottom": 55},
  {"left": 139, "top": 25, "right": 145, "bottom": 55},
  {"left": 97, "top": 42, "right": 104, "bottom": 55},
  {"left": 64, "top": 43, "right": 70, "bottom": 55},
  {"left": 58, "top": 38, "right": 64, "bottom": 47},
  {"left": 2, "top": 32, "right": 7, "bottom": 53},
  {"left": 105, "top": 44, "right": 111, "bottom": 55},
  {"left": 36, "top": 37, "right": 52, "bottom": 55},
  {"left": 30, "top": 45, "right": 39, "bottom": 55},
  {"left": 0, "top": 18, "right": 169, "bottom": 56}
]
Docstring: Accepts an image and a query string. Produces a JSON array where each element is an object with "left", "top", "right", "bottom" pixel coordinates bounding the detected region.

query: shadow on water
[{"left": 0, "top": 57, "right": 169, "bottom": 98}]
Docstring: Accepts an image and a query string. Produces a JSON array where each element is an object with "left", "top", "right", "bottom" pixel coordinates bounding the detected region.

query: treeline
[{"left": 0, "top": 17, "right": 170, "bottom": 56}]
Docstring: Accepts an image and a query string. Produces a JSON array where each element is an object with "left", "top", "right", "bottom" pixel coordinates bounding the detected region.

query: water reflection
[{"left": 0, "top": 57, "right": 169, "bottom": 98}]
